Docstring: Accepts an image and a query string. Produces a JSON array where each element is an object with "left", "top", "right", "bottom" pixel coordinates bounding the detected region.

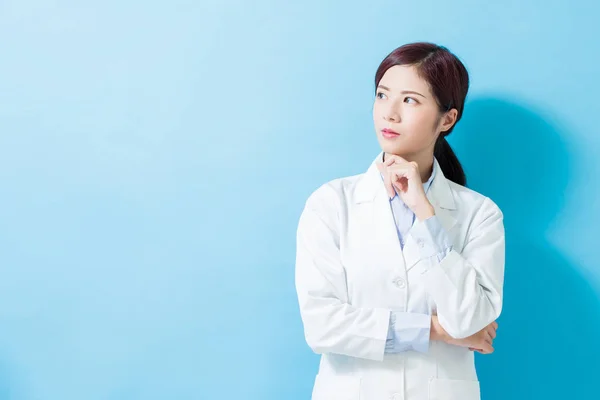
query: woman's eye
[
  {"left": 376, "top": 92, "right": 387, "bottom": 99},
  {"left": 404, "top": 97, "right": 417, "bottom": 104}
]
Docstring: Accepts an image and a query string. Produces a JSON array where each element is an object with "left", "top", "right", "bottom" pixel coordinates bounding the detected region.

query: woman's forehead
[{"left": 379, "top": 65, "right": 431, "bottom": 93}]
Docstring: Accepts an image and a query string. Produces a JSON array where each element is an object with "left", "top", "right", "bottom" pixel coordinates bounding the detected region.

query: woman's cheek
[{"left": 406, "top": 115, "right": 426, "bottom": 133}]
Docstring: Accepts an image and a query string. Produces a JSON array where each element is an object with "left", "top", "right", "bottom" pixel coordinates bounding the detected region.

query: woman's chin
[{"left": 378, "top": 142, "right": 405, "bottom": 155}]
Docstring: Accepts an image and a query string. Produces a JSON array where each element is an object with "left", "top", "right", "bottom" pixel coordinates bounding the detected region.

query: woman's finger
[
  {"left": 477, "top": 339, "right": 494, "bottom": 354},
  {"left": 484, "top": 331, "right": 493, "bottom": 345},
  {"left": 383, "top": 168, "right": 395, "bottom": 198},
  {"left": 383, "top": 157, "right": 396, "bottom": 166},
  {"left": 380, "top": 162, "right": 412, "bottom": 198},
  {"left": 390, "top": 165, "right": 410, "bottom": 179},
  {"left": 390, "top": 166, "right": 411, "bottom": 192},
  {"left": 484, "top": 343, "right": 494, "bottom": 354},
  {"left": 377, "top": 163, "right": 393, "bottom": 195},
  {"left": 488, "top": 326, "right": 497, "bottom": 340},
  {"left": 385, "top": 154, "right": 409, "bottom": 165},
  {"left": 392, "top": 173, "right": 408, "bottom": 193}
]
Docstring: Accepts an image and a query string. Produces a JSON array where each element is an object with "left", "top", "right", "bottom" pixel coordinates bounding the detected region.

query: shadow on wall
[
  {"left": 0, "top": 356, "right": 27, "bottom": 400},
  {"left": 455, "top": 97, "right": 600, "bottom": 399}
]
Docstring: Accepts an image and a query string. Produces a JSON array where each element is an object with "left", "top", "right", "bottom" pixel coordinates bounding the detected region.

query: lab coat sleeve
[
  {"left": 295, "top": 184, "right": 392, "bottom": 362},
  {"left": 409, "top": 215, "right": 454, "bottom": 263},
  {"left": 416, "top": 197, "right": 505, "bottom": 340}
]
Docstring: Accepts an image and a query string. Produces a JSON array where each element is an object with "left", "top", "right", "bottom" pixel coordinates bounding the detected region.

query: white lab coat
[{"left": 295, "top": 152, "right": 505, "bottom": 400}]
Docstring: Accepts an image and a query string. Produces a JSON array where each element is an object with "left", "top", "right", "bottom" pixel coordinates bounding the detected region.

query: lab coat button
[
  {"left": 417, "top": 239, "right": 425, "bottom": 248},
  {"left": 394, "top": 278, "right": 406, "bottom": 288},
  {"left": 391, "top": 393, "right": 403, "bottom": 400}
]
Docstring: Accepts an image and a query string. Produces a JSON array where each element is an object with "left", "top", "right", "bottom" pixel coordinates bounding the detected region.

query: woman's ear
[{"left": 440, "top": 109, "right": 458, "bottom": 132}]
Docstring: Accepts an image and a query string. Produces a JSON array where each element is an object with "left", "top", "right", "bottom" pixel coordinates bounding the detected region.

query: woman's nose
[{"left": 384, "top": 108, "right": 400, "bottom": 123}]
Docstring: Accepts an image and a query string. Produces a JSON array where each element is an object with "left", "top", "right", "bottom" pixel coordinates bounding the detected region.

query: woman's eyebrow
[{"left": 377, "top": 85, "right": 426, "bottom": 98}]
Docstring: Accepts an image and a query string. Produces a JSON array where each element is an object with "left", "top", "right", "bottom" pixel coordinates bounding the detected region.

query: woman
[{"left": 295, "top": 42, "right": 505, "bottom": 400}]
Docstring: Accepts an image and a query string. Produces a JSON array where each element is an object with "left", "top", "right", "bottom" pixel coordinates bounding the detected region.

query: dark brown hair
[{"left": 375, "top": 42, "right": 469, "bottom": 186}]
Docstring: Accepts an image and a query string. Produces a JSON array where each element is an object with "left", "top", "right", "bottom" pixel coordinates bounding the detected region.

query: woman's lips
[{"left": 382, "top": 128, "right": 400, "bottom": 138}]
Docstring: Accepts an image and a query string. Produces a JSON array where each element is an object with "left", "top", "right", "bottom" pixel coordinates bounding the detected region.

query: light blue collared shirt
[{"left": 380, "top": 157, "right": 453, "bottom": 354}]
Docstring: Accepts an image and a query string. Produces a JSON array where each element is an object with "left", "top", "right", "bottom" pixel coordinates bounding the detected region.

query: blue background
[{"left": 1, "top": 1, "right": 599, "bottom": 399}]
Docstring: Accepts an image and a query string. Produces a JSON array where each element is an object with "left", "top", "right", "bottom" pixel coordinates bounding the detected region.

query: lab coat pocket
[
  {"left": 428, "top": 377, "right": 480, "bottom": 400},
  {"left": 311, "top": 374, "right": 361, "bottom": 400}
]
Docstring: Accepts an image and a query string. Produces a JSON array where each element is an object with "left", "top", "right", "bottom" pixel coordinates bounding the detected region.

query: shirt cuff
[
  {"left": 385, "top": 312, "right": 431, "bottom": 354},
  {"left": 410, "top": 215, "right": 453, "bottom": 262}
]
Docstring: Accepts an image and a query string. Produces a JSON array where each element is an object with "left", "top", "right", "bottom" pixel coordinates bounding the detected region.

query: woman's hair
[{"left": 375, "top": 42, "right": 469, "bottom": 186}]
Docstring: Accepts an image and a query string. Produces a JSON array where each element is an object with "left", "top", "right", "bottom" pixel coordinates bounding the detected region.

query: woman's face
[{"left": 373, "top": 65, "right": 455, "bottom": 159}]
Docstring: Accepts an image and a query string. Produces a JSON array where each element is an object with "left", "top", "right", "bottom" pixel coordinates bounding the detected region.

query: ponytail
[{"left": 434, "top": 135, "right": 467, "bottom": 187}]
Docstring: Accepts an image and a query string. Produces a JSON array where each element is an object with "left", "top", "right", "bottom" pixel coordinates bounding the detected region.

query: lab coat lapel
[
  {"left": 371, "top": 182, "right": 407, "bottom": 271},
  {"left": 354, "top": 153, "right": 407, "bottom": 271}
]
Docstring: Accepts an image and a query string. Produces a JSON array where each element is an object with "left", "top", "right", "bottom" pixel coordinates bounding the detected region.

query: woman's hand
[
  {"left": 452, "top": 322, "right": 497, "bottom": 354},
  {"left": 431, "top": 315, "right": 498, "bottom": 354},
  {"left": 376, "top": 154, "right": 435, "bottom": 220}
]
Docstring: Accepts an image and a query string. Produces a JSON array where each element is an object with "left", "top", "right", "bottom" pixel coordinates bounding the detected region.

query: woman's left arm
[{"left": 410, "top": 197, "right": 505, "bottom": 340}]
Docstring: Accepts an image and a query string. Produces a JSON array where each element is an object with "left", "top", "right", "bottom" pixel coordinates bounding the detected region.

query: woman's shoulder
[
  {"left": 301, "top": 172, "right": 364, "bottom": 211},
  {"left": 447, "top": 180, "right": 504, "bottom": 220}
]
